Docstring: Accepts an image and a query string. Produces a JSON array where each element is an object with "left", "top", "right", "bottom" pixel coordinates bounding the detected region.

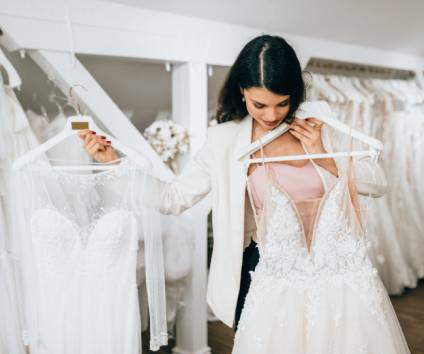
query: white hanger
[
  {"left": 238, "top": 101, "right": 383, "bottom": 164},
  {"left": 313, "top": 75, "right": 342, "bottom": 103},
  {"left": 319, "top": 75, "right": 345, "bottom": 103},
  {"left": 365, "top": 78, "right": 392, "bottom": 104},
  {"left": 351, "top": 77, "right": 374, "bottom": 105},
  {"left": 328, "top": 76, "right": 362, "bottom": 102},
  {"left": 13, "top": 86, "right": 150, "bottom": 171},
  {"left": 13, "top": 114, "right": 150, "bottom": 171},
  {"left": 248, "top": 149, "right": 379, "bottom": 165},
  {"left": 236, "top": 120, "right": 289, "bottom": 160},
  {"left": 0, "top": 47, "right": 22, "bottom": 89}
]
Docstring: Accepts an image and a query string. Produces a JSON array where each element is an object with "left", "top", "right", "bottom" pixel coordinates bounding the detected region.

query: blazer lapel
[{"left": 233, "top": 115, "right": 253, "bottom": 163}]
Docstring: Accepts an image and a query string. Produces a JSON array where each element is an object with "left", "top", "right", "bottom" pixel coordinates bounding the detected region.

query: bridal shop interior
[{"left": 0, "top": 1, "right": 423, "bottom": 354}]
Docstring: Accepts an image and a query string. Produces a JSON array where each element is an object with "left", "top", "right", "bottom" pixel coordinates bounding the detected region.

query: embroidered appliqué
[{"left": 235, "top": 176, "right": 389, "bottom": 348}]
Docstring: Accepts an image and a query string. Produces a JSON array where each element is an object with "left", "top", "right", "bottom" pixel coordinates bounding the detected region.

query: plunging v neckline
[{"left": 250, "top": 166, "right": 342, "bottom": 256}]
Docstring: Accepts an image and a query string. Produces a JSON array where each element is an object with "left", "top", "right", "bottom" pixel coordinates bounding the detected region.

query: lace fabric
[
  {"left": 234, "top": 141, "right": 410, "bottom": 353},
  {"left": 307, "top": 88, "right": 419, "bottom": 294},
  {"left": 10, "top": 156, "right": 167, "bottom": 353}
]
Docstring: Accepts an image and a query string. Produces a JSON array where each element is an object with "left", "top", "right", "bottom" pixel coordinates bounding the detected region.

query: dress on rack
[
  {"left": 0, "top": 79, "right": 40, "bottom": 354},
  {"left": 11, "top": 156, "right": 168, "bottom": 354},
  {"left": 384, "top": 108, "right": 424, "bottom": 279},
  {"left": 308, "top": 77, "right": 418, "bottom": 294},
  {"left": 232, "top": 153, "right": 410, "bottom": 354}
]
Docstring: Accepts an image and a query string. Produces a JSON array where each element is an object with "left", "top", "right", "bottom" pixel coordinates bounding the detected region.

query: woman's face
[{"left": 242, "top": 87, "right": 290, "bottom": 131}]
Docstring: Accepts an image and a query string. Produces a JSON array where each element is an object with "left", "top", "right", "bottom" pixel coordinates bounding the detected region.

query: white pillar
[{"left": 171, "top": 62, "right": 211, "bottom": 354}]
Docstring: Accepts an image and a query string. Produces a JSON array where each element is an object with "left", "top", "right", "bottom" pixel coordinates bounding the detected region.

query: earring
[{"left": 241, "top": 96, "right": 246, "bottom": 102}]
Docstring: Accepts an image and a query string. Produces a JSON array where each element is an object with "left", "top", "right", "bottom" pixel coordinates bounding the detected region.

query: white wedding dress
[
  {"left": 307, "top": 76, "right": 419, "bottom": 294},
  {"left": 11, "top": 156, "right": 168, "bottom": 354},
  {"left": 383, "top": 107, "right": 424, "bottom": 279},
  {"left": 232, "top": 157, "right": 410, "bottom": 354},
  {"left": 341, "top": 100, "right": 417, "bottom": 294},
  {"left": 0, "top": 79, "right": 41, "bottom": 354}
]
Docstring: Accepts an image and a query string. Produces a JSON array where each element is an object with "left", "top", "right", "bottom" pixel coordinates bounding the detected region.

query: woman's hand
[
  {"left": 288, "top": 117, "right": 325, "bottom": 154},
  {"left": 288, "top": 117, "right": 339, "bottom": 176},
  {"left": 78, "top": 129, "right": 119, "bottom": 163}
]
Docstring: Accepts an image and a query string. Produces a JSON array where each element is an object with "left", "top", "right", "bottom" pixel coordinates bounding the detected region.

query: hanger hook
[{"left": 68, "top": 84, "right": 88, "bottom": 115}]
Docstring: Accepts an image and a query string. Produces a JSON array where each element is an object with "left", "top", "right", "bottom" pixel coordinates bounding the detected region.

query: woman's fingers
[
  {"left": 84, "top": 131, "right": 98, "bottom": 146},
  {"left": 78, "top": 130, "right": 112, "bottom": 146},
  {"left": 87, "top": 142, "right": 105, "bottom": 155},
  {"left": 78, "top": 129, "right": 92, "bottom": 140},
  {"left": 289, "top": 123, "right": 313, "bottom": 139},
  {"left": 84, "top": 135, "right": 108, "bottom": 154},
  {"left": 292, "top": 117, "right": 324, "bottom": 130},
  {"left": 305, "top": 117, "right": 324, "bottom": 128},
  {"left": 291, "top": 118, "right": 316, "bottom": 133},
  {"left": 89, "top": 143, "right": 108, "bottom": 155},
  {"left": 77, "top": 129, "right": 116, "bottom": 162},
  {"left": 85, "top": 135, "right": 108, "bottom": 149},
  {"left": 78, "top": 130, "right": 106, "bottom": 145},
  {"left": 288, "top": 129, "right": 302, "bottom": 140}
]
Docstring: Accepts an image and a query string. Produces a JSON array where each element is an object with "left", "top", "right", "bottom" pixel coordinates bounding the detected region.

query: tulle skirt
[{"left": 233, "top": 270, "right": 410, "bottom": 354}]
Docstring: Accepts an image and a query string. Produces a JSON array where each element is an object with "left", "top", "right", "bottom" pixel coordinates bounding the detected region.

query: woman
[{"left": 79, "top": 35, "right": 404, "bottom": 351}]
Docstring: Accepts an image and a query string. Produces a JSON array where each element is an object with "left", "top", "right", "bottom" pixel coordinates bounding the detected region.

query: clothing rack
[{"left": 306, "top": 57, "right": 416, "bottom": 80}]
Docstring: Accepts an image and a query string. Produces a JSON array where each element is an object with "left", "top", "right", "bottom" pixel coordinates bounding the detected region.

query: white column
[{"left": 171, "top": 62, "right": 211, "bottom": 354}]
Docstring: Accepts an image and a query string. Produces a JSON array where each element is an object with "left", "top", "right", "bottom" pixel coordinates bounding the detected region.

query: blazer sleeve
[{"left": 151, "top": 129, "right": 214, "bottom": 215}]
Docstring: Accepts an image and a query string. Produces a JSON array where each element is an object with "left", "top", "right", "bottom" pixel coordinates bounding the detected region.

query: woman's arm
[
  {"left": 155, "top": 139, "right": 213, "bottom": 215},
  {"left": 79, "top": 129, "right": 214, "bottom": 215}
]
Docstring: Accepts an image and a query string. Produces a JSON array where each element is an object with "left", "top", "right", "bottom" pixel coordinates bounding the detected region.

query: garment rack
[{"left": 306, "top": 57, "right": 416, "bottom": 80}]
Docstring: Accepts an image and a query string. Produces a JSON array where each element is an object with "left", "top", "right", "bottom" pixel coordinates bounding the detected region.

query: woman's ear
[{"left": 240, "top": 88, "right": 246, "bottom": 102}]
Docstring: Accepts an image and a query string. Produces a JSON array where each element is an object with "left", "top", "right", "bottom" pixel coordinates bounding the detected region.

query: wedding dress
[
  {"left": 0, "top": 198, "right": 25, "bottom": 354},
  {"left": 307, "top": 75, "right": 418, "bottom": 294},
  {"left": 383, "top": 108, "right": 424, "bottom": 279},
  {"left": 335, "top": 98, "right": 417, "bottom": 294},
  {"left": 232, "top": 151, "right": 410, "bottom": 353},
  {"left": 0, "top": 78, "right": 40, "bottom": 354},
  {"left": 137, "top": 215, "right": 194, "bottom": 332},
  {"left": 11, "top": 155, "right": 168, "bottom": 354}
]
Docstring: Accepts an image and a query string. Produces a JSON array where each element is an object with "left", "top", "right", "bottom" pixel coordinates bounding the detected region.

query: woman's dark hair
[{"left": 217, "top": 34, "right": 305, "bottom": 124}]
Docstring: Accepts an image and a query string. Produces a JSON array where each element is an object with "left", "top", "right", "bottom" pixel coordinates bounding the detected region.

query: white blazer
[{"left": 155, "top": 103, "right": 387, "bottom": 327}]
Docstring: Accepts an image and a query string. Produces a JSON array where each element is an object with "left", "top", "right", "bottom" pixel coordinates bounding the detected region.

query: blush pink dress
[{"left": 247, "top": 161, "right": 338, "bottom": 251}]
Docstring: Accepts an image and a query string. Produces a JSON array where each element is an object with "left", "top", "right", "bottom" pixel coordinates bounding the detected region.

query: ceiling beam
[{"left": 0, "top": 0, "right": 423, "bottom": 71}]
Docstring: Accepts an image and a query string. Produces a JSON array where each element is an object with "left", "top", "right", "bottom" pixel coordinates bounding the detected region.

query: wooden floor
[
  {"left": 144, "top": 279, "right": 424, "bottom": 354},
  {"left": 391, "top": 279, "right": 424, "bottom": 354}
]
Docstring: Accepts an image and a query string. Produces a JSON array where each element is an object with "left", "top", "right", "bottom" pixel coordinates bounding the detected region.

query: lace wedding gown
[
  {"left": 334, "top": 100, "right": 417, "bottom": 294},
  {"left": 11, "top": 156, "right": 167, "bottom": 354},
  {"left": 232, "top": 157, "right": 410, "bottom": 354},
  {"left": 308, "top": 79, "right": 417, "bottom": 294}
]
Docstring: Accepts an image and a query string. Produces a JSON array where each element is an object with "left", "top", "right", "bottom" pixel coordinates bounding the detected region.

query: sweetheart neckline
[{"left": 31, "top": 208, "right": 135, "bottom": 248}]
